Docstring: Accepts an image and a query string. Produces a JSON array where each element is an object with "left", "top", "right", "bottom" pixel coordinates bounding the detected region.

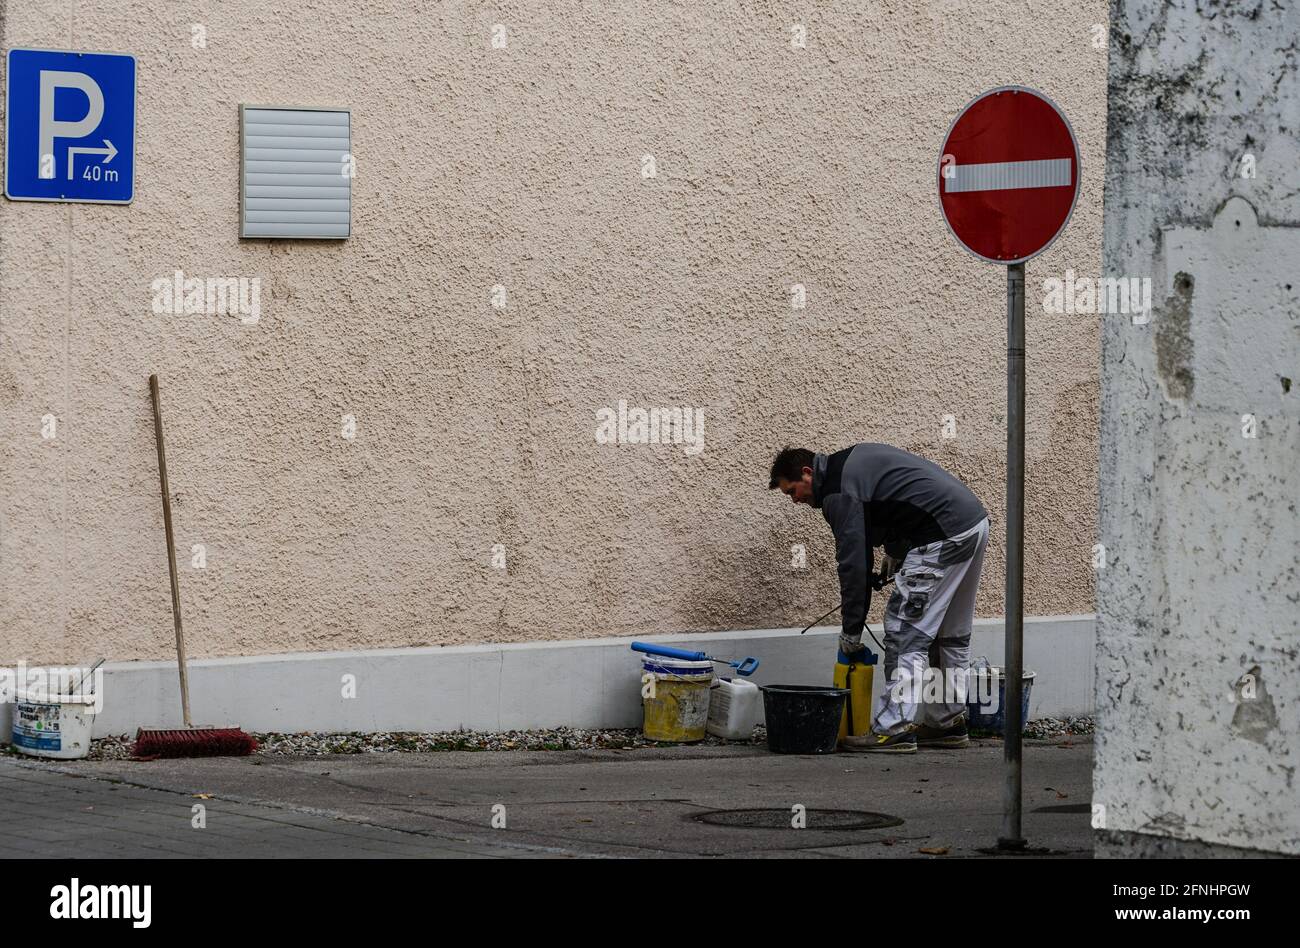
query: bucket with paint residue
[
  {"left": 965, "top": 665, "right": 1035, "bottom": 736},
  {"left": 11, "top": 688, "right": 98, "bottom": 760},
  {"left": 640, "top": 656, "right": 714, "bottom": 742}
]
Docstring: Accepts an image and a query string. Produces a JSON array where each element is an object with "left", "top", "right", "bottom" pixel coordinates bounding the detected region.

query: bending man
[{"left": 770, "top": 444, "right": 990, "bottom": 753}]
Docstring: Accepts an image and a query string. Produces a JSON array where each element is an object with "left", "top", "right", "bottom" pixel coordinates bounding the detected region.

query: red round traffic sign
[{"left": 937, "top": 86, "right": 1080, "bottom": 265}]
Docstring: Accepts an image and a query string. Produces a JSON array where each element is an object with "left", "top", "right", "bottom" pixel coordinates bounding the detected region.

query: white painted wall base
[{"left": 1, "top": 615, "right": 1094, "bottom": 738}]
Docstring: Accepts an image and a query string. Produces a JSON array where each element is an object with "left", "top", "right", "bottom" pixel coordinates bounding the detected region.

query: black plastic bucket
[{"left": 760, "top": 685, "right": 849, "bottom": 754}]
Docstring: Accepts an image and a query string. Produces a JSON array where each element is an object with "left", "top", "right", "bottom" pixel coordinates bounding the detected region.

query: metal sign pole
[{"left": 1000, "top": 261, "right": 1027, "bottom": 851}]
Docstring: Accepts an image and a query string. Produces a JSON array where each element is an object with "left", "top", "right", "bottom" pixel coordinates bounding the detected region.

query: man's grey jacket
[{"left": 811, "top": 443, "right": 988, "bottom": 641}]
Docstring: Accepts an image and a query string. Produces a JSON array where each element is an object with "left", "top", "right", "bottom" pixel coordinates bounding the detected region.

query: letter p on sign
[{"left": 38, "top": 71, "right": 105, "bottom": 175}]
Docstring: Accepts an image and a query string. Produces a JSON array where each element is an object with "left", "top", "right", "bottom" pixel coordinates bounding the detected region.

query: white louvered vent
[{"left": 240, "top": 106, "right": 351, "bottom": 239}]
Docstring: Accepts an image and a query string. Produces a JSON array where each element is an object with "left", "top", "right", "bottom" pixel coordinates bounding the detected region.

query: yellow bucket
[{"left": 641, "top": 657, "right": 714, "bottom": 742}]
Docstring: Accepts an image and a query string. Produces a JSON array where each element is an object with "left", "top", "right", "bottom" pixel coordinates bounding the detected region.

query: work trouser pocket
[{"left": 897, "top": 568, "right": 942, "bottom": 621}]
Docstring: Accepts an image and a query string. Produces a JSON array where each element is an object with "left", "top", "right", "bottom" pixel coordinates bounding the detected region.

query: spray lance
[{"left": 796, "top": 564, "right": 892, "bottom": 653}]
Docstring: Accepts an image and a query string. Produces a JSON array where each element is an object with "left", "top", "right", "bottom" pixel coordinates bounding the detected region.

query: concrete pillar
[{"left": 1095, "top": 1, "right": 1300, "bottom": 856}]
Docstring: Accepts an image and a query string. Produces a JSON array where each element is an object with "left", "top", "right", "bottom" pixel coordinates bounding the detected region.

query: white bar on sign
[{"left": 944, "top": 157, "right": 1072, "bottom": 193}]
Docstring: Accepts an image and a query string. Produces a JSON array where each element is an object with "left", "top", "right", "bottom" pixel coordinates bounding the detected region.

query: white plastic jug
[{"left": 707, "top": 676, "right": 763, "bottom": 739}]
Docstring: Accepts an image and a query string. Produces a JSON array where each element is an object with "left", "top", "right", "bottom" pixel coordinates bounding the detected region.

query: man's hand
[
  {"left": 870, "top": 554, "right": 898, "bottom": 590},
  {"left": 838, "top": 635, "right": 870, "bottom": 665}
]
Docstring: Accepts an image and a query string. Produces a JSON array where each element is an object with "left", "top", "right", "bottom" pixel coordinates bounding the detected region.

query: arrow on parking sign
[{"left": 64, "top": 139, "right": 118, "bottom": 179}]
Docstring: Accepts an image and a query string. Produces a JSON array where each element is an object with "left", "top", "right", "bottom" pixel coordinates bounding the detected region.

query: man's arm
[{"left": 822, "top": 493, "right": 871, "bottom": 647}]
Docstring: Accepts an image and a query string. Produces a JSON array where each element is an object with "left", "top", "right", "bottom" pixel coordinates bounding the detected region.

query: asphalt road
[{"left": 0, "top": 736, "right": 1094, "bottom": 858}]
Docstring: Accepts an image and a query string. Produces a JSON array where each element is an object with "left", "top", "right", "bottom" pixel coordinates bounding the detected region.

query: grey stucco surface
[
  {"left": 1094, "top": 0, "right": 1299, "bottom": 854},
  {"left": 1, "top": 2, "right": 1107, "bottom": 666}
]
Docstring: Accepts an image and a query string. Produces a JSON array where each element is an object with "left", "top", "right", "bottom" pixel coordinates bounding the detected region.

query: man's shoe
[
  {"left": 915, "top": 723, "right": 970, "bottom": 748},
  {"left": 840, "top": 731, "right": 917, "bottom": 754}
]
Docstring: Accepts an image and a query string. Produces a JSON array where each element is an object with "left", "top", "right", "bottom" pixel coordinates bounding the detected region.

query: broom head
[{"left": 133, "top": 726, "right": 258, "bottom": 759}]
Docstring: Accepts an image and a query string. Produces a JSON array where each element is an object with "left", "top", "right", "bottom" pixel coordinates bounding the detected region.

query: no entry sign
[
  {"left": 937, "top": 86, "right": 1079, "bottom": 264},
  {"left": 935, "top": 85, "right": 1082, "bottom": 851}
]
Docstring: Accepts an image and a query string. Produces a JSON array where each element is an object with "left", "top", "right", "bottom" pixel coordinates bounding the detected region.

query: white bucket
[{"left": 11, "top": 689, "right": 97, "bottom": 759}]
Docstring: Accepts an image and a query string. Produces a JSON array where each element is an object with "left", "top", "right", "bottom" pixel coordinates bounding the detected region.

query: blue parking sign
[{"left": 5, "top": 48, "right": 136, "bottom": 204}]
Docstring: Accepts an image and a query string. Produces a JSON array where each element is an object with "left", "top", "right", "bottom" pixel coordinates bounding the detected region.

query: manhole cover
[{"left": 692, "top": 808, "right": 903, "bottom": 830}]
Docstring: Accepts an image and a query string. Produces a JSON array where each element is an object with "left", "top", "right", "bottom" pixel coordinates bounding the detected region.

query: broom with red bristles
[{"left": 132, "top": 375, "right": 256, "bottom": 759}]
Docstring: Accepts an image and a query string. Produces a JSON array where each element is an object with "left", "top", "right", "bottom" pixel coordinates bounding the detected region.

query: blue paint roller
[{"left": 630, "top": 641, "right": 760, "bottom": 677}]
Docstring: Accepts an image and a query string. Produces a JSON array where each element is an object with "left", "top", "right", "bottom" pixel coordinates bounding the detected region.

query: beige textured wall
[{"left": 1, "top": 1, "right": 1106, "bottom": 664}]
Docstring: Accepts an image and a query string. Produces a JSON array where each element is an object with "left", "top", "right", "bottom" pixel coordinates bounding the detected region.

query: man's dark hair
[{"left": 769, "top": 447, "right": 815, "bottom": 489}]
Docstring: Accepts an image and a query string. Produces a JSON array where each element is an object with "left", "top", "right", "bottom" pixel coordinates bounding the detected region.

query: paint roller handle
[
  {"left": 630, "top": 641, "right": 708, "bottom": 662},
  {"left": 630, "top": 642, "right": 760, "bottom": 676}
]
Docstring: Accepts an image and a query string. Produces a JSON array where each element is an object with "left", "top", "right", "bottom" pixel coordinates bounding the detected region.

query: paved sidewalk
[
  {"left": 0, "top": 759, "right": 544, "bottom": 858},
  {"left": 0, "top": 737, "right": 1094, "bottom": 858}
]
